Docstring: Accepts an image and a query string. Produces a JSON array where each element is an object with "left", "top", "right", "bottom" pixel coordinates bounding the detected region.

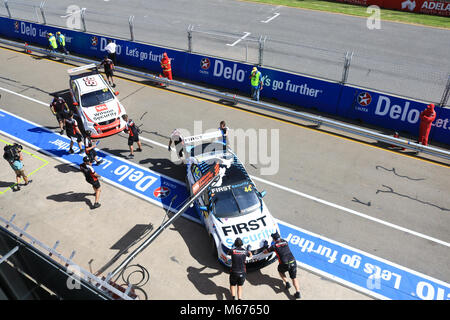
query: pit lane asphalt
[{"left": 0, "top": 45, "right": 448, "bottom": 295}]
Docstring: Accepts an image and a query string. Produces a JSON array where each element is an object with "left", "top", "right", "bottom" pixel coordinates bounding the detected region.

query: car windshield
[
  {"left": 81, "top": 89, "right": 114, "bottom": 108},
  {"left": 211, "top": 184, "right": 260, "bottom": 218},
  {"left": 189, "top": 142, "right": 225, "bottom": 158}
]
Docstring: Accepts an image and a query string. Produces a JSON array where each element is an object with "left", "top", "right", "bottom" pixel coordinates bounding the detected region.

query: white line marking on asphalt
[
  {"left": 2, "top": 85, "right": 449, "bottom": 248},
  {"left": 261, "top": 13, "right": 280, "bottom": 23},
  {"left": 226, "top": 32, "right": 251, "bottom": 47},
  {"left": 0, "top": 86, "right": 48, "bottom": 106}
]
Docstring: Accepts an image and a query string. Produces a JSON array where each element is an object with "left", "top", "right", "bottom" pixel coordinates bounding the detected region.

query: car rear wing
[
  {"left": 67, "top": 63, "right": 98, "bottom": 74},
  {"left": 183, "top": 130, "right": 223, "bottom": 145}
]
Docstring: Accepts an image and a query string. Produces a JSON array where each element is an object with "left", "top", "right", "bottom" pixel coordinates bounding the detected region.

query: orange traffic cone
[
  {"left": 24, "top": 42, "right": 32, "bottom": 54},
  {"left": 391, "top": 132, "right": 405, "bottom": 150}
]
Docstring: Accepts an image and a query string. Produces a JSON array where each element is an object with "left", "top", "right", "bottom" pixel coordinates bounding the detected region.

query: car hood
[
  {"left": 83, "top": 101, "right": 121, "bottom": 124},
  {"left": 213, "top": 205, "right": 279, "bottom": 250}
]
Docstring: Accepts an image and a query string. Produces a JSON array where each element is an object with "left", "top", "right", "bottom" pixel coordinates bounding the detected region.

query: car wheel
[{"left": 210, "top": 235, "right": 218, "bottom": 259}]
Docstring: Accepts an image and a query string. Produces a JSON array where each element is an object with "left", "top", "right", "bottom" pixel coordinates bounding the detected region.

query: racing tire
[{"left": 210, "top": 235, "right": 218, "bottom": 259}]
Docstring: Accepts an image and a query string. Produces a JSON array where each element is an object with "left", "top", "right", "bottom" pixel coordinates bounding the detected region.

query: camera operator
[{"left": 3, "top": 143, "right": 31, "bottom": 191}]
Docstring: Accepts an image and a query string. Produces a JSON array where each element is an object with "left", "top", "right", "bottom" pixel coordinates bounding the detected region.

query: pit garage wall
[
  {"left": 333, "top": 0, "right": 450, "bottom": 17},
  {"left": 0, "top": 17, "right": 449, "bottom": 146}
]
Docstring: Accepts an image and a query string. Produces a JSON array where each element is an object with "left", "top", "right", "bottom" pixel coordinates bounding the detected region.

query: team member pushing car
[
  {"left": 226, "top": 237, "right": 252, "bottom": 300},
  {"left": 84, "top": 131, "right": 103, "bottom": 165},
  {"left": 263, "top": 232, "right": 301, "bottom": 299}
]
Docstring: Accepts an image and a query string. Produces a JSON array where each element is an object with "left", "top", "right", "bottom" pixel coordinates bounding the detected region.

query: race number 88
[{"left": 83, "top": 77, "right": 97, "bottom": 86}]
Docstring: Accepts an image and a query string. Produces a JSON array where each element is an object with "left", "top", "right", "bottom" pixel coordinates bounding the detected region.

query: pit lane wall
[
  {"left": 1, "top": 17, "right": 449, "bottom": 146},
  {"left": 333, "top": 0, "right": 450, "bottom": 17}
]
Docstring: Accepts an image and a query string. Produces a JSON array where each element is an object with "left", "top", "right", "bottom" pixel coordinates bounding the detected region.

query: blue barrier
[{"left": 0, "top": 16, "right": 448, "bottom": 146}]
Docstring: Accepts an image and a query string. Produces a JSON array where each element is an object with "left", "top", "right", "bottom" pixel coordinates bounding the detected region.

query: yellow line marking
[
  {"left": 0, "top": 45, "right": 449, "bottom": 169},
  {"left": 0, "top": 138, "right": 49, "bottom": 194}
]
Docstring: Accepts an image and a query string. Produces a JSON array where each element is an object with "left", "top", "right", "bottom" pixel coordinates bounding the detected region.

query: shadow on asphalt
[{"left": 46, "top": 191, "right": 94, "bottom": 209}]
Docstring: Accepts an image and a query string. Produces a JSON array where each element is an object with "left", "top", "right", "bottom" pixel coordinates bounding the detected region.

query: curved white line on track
[{"left": 1, "top": 85, "right": 450, "bottom": 249}]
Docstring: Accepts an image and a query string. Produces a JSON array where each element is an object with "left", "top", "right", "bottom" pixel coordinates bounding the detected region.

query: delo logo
[
  {"left": 222, "top": 216, "right": 267, "bottom": 236},
  {"left": 374, "top": 95, "right": 420, "bottom": 124},
  {"left": 213, "top": 60, "right": 246, "bottom": 82}
]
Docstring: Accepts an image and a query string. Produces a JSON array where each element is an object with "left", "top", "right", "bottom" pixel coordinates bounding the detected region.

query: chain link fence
[{"left": 1, "top": 0, "right": 449, "bottom": 106}]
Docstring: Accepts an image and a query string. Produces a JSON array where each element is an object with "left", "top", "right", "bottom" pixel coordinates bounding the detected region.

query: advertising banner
[
  {"left": 0, "top": 17, "right": 448, "bottom": 145},
  {"left": 338, "top": 86, "right": 450, "bottom": 144},
  {"left": 334, "top": 0, "right": 450, "bottom": 17}
]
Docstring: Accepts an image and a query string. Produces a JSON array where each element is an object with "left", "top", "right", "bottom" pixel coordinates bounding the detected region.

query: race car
[
  {"left": 67, "top": 64, "right": 127, "bottom": 139},
  {"left": 184, "top": 130, "right": 280, "bottom": 269}
]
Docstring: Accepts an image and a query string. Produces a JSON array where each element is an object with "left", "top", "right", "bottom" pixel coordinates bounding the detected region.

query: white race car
[
  {"left": 68, "top": 64, "right": 127, "bottom": 139},
  {"left": 184, "top": 131, "right": 280, "bottom": 269}
]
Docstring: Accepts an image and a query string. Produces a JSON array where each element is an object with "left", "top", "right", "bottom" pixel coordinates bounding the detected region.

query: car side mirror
[
  {"left": 114, "top": 91, "right": 119, "bottom": 96},
  {"left": 259, "top": 191, "right": 266, "bottom": 198},
  {"left": 73, "top": 102, "right": 78, "bottom": 106},
  {"left": 199, "top": 206, "right": 207, "bottom": 211}
]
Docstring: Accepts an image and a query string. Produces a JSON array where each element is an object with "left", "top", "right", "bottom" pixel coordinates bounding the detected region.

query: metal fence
[{"left": 1, "top": 0, "right": 449, "bottom": 107}]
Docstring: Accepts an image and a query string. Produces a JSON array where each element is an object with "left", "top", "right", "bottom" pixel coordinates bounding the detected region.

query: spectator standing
[
  {"left": 56, "top": 31, "right": 68, "bottom": 55},
  {"left": 105, "top": 40, "right": 117, "bottom": 65},
  {"left": 418, "top": 103, "right": 436, "bottom": 146},
  {"left": 99, "top": 56, "right": 116, "bottom": 88},
  {"left": 122, "top": 114, "right": 142, "bottom": 159},
  {"left": 80, "top": 156, "right": 101, "bottom": 209},
  {"left": 226, "top": 237, "right": 252, "bottom": 300},
  {"left": 263, "top": 232, "right": 301, "bottom": 299},
  {"left": 3, "top": 143, "right": 31, "bottom": 191},
  {"left": 249, "top": 67, "right": 263, "bottom": 101}
]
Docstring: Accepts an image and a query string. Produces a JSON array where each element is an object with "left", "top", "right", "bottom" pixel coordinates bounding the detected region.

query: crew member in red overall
[
  {"left": 418, "top": 103, "right": 436, "bottom": 146},
  {"left": 160, "top": 52, "right": 172, "bottom": 80}
]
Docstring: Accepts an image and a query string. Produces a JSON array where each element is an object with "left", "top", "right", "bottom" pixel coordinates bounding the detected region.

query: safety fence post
[
  {"left": 340, "top": 51, "right": 353, "bottom": 85},
  {"left": 80, "top": 7, "right": 87, "bottom": 32},
  {"left": 439, "top": 74, "right": 450, "bottom": 108},
  {"left": 128, "top": 15, "right": 135, "bottom": 41},
  {"left": 187, "top": 24, "right": 193, "bottom": 53},
  {"left": 258, "top": 35, "right": 266, "bottom": 66},
  {"left": 4, "top": 0, "right": 11, "bottom": 18},
  {"left": 39, "top": 1, "right": 47, "bottom": 25}
]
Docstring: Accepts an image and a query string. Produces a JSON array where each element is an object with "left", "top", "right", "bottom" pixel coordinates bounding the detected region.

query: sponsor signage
[
  {"left": 278, "top": 221, "right": 450, "bottom": 300},
  {"left": 339, "top": 86, "right": 450, "bottom": 144},
  {"left": 334, "top": 0, "right": 450, "bottom": 16},
  {"left": 0, "top": 17, "right": 448, "bottom": 146}
]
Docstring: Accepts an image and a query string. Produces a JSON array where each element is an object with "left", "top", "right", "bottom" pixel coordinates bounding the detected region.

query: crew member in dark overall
[
  {"left": 122, "top": 114, "right": 142, "bottom": 159},
  {"left": 84, "top": 131, "right": 103, "bottom": 165},
  {"left": 80, "top": 156, "right": 101, "bottom": 209},
  {"left": 263, "top": 232, "right": 301, "bottom": 299},
  {"left": 64, "top": 112, "right": 83, "bottom": 154},
  {"left": 226, "top": 237, "right": 252, "bottom": 300},
  {"left": 50, "top": 96, "right": 70, "bottom": 134}
]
